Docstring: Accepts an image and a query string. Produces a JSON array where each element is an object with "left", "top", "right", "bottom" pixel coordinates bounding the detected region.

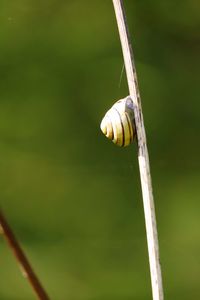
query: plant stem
[
  {"left": 112, "top": 1, "right": 164, "bottom": 299},
  {"left": 0, "top": 210, "right": 50, "bottom": 300}
]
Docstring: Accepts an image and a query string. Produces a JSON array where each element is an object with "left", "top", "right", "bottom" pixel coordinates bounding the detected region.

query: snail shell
[{"left": 100, "top": 96, "right": 136, "bottom": 147}]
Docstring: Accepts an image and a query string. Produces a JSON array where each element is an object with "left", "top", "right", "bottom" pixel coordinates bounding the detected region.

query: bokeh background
[{"left": 0, "top": 1, "right": 199, "bottom": 299}]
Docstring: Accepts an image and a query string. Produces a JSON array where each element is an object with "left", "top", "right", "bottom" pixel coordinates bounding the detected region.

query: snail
[{"left": 100, "top": 96, "right": 136, "bottom": 147}]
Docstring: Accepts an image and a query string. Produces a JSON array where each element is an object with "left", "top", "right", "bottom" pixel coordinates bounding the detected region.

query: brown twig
[
  {"left": 112, "top": 1, "right": 164, "bottom": 300},
  {"left": 0, "top": 210, "right": 50, "bottom": 300}
]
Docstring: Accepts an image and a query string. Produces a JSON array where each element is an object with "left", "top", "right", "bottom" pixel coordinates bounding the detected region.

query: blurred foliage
[{"left": 0, "top": 0, "right": 199, "bottom": 299}]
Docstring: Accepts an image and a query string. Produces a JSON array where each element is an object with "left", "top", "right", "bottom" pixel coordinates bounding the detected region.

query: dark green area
[{"left": 0, "top": 1, "right": 199, "bottom": 299}]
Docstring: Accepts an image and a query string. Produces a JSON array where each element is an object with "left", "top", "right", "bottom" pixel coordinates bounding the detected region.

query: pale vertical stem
[{"left": 112, "top": 1, "right": 164, "bottom": 300}]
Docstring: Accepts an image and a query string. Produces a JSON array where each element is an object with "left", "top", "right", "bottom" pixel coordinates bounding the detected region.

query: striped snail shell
[{"left": 100, "top": 96, "right": 136, "bottom": 147}]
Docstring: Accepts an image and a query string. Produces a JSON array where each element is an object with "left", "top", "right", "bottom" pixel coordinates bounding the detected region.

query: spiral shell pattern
[{"left": 100, "top": 96, "right": 136, "bottom": 147}]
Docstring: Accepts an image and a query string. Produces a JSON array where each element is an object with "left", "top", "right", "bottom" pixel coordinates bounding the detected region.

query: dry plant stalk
[
  {"left": 112, "top": 1, "right": 164, "bottom": 300},
  {"left": 0, "top": 210, "right": 50, "bottom": 300}
]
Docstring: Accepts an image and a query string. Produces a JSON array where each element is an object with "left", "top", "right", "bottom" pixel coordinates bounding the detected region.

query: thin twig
[
  {"left": 0, "top": 210, "right": 50, "bottom": 300},
  {"left": 112, "top": 1, "right": 164, "bottom": 300}
]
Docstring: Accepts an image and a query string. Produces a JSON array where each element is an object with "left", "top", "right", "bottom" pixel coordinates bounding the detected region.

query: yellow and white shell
[{"left": 100, "top": 96, "right": 136, "bottom": 147}]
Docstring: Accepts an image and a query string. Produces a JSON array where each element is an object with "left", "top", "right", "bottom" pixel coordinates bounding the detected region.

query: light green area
[{"left": 0, "top": 1, "right": 199, "bottom": 299}]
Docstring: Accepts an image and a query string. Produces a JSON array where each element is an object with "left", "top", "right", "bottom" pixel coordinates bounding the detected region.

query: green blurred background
[{"left": 0, "top": 1, "right": 199, "bottom": 299}]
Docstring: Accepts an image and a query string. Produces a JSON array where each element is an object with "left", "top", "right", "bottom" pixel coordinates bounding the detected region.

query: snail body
[{"left": 100, "top": 96, "right": 136, "bottom": 147}]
